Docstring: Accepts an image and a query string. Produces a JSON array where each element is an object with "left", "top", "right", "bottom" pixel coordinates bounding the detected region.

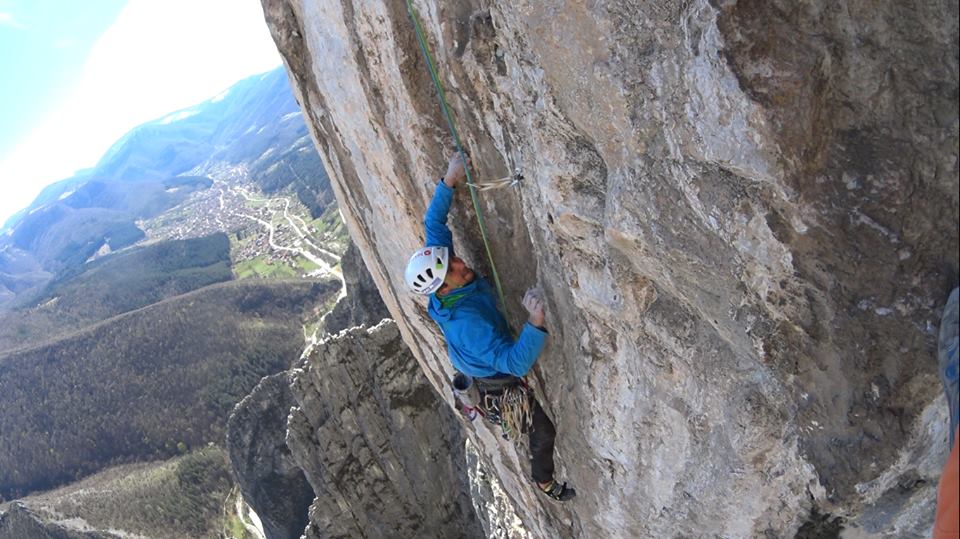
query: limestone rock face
[
  {"left": 464, "top": 440, "right": 530, "bottom": 539},
  {"left": 286, "top": 320, "right": 481, "bottom": 538},
  {"left": 262, "top": 0, "right": 959, "bottom": 536},
  {"left": 226, "top": 372, "right": 313, "bottom": 539}
]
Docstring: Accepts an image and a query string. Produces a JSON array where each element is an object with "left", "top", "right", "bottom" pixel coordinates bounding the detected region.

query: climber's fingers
[{"left": 522, "top": 290, "right": 545, "bottom": 316}]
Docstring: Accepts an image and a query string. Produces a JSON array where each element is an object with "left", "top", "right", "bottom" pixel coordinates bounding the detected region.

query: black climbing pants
[
  {"left": 476, "top": 376, "right": 557, "bottom": 484},
  {"left": 528, "top": 397, "right": 557, "bottom": 484}
]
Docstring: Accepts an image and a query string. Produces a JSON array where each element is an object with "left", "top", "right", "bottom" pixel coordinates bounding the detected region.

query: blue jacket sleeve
[
  {"left": 490, "top": 322, "right": 548, "bottom": 377},
  {"left": 458, "top": 319, "right": 548, "bottom": 377},
  {"left": 424, "top": 181, "right": 454, "bottom": 249}
]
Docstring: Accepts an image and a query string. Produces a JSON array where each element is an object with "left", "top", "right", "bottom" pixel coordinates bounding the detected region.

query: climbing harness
[
  {"left": 472, "top": 377, "right": 534, "bottom": 442},
  {"left": 406, "top": 0, "right": 507, "bottom": 309},
  {"left": 488, "top": 383, "right": 533, "bottom": 442},
  {"left": 454, "top": 373, "right": 534, "bottom": 440}
]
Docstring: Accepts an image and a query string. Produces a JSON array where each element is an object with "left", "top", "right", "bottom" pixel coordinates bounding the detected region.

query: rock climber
[{"left": 404, "top": 151, "right": 576, "bottom": 502}]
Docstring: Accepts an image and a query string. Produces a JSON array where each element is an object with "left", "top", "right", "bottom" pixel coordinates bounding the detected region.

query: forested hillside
[
  {"left": 0, "top": 448, "right": 241, "bottom": 539},
  {"left": 0, "top": 278, "right": 338, "bottom": 500},
  {"left": 0, "top": 234, "right": 232, "bottom": 352}
]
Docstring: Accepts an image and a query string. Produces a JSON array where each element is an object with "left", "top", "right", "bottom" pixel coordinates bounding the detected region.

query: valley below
[{"left": 0, "top": 67, "right": 352, "bottom": 538}]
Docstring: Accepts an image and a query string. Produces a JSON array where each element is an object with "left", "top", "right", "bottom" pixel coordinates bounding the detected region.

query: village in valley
[{"left": 138, "top": 163, "right": 347, "bottom": 283}]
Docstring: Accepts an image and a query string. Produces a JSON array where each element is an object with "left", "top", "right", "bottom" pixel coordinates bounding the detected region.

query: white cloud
[
  {"left": 0, "top": 11, "right": 26, "bottom": 29},
  {"left": 0, "top": 0, "right": 282, "bottom": 224}
]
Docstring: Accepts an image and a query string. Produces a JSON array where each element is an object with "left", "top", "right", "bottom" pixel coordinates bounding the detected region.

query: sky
[{"left": 0, "top": 0, "right": 283, "bottom": 225}]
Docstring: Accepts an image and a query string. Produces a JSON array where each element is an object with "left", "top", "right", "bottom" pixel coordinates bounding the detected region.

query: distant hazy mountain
[
  {"left": 0, "top": 66, "right": 331, "bottom": 305},
  {"left": 93, "top": 68, "right": 307, "bottom": 183}
]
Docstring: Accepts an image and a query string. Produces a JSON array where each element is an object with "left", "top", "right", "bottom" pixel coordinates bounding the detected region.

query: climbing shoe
[{"left": 539, "top": 480, "right": 576, "bottom": 502}]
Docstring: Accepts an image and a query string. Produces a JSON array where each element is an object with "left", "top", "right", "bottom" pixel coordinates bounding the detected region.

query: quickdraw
[{"left": 467, "top": 169, "right": 524, "bottom": 193}]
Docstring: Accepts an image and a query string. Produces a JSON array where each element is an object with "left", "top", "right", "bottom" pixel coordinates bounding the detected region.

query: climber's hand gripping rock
[
  {"left": 523, "top": 287, "right": 546, "bottom": 329},
  {"left": 443, "top": 151, "right": 470, "bottom": 188}
]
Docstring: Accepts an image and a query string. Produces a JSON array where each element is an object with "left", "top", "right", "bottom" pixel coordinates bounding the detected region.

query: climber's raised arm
[{"left": 423, "top": 152, "right": 469, "bottom": 249}]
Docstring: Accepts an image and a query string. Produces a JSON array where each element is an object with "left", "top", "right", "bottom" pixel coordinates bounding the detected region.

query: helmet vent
[
  {"left": 425, "top": 268, "right": 434, "bottom": 279},
  {"left": 417, "top": 274, "right": 426, "bottom": 283}
]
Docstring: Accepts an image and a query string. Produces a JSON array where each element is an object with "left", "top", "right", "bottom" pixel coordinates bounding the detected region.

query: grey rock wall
[
  {"left": 226, "top": 240, "right": 425, "bottom": 539},
  {"left": 464, "top": 439, "right": 530, "bottom": 539},
  {"left": 226, "top": 372, "right": 313, "bottom": 539},
  {"left": 262, "top": 0, "right": 959, "bottom": 536},
  {"left": 286, "top": 320, "right": 482, "bottom": 538}
]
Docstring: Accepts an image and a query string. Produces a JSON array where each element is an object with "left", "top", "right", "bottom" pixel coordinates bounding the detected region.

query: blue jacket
[{"left": 425, "top": 181, "right": 547, "bottom": 378}]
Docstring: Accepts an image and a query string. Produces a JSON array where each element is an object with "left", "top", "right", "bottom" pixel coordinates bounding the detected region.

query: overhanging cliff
[{"left": 260, "top": 0, "right": 959, "bottom": 536}]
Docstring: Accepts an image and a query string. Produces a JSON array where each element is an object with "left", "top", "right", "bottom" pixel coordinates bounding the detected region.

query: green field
[
  {"left": 234, "top": 254, "right": 320, "bottom": 280},
  {"left": 242, "top": 196, "right": 270, "bottom": 209},
  {"left": 310, "top": 205, "right": 349, "bottom": 254}
]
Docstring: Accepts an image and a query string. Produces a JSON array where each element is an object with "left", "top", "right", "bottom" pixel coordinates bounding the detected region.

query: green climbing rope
[{"left": 406, "top": 1, "right": 507, "bottom": 309}]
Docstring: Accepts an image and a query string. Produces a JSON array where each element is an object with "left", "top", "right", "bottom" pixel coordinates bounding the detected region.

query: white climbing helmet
[{"left": 405, "top": 246, "right": 449, "bottom": 295}]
